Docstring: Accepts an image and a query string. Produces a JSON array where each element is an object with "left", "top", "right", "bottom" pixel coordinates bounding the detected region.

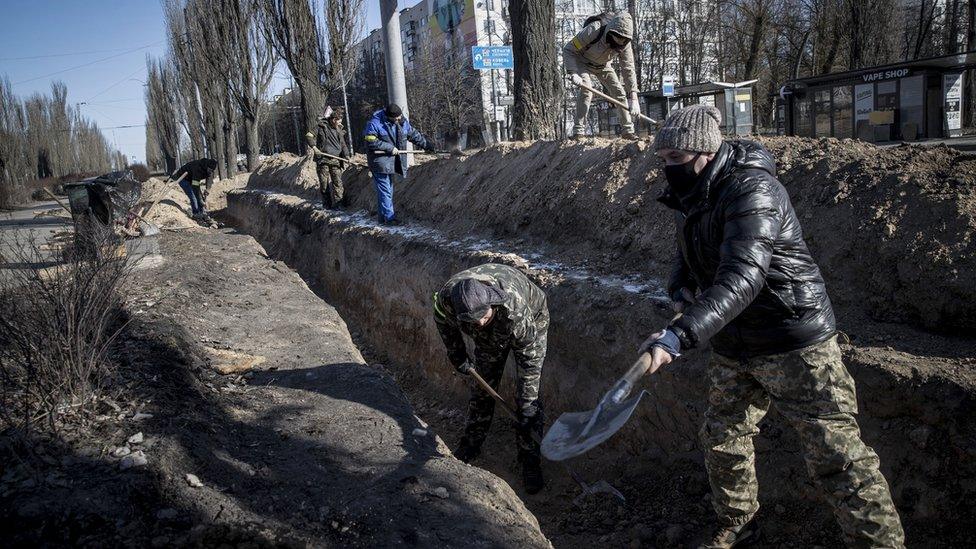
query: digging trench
[{"left": 222, "top": 149, "right": 976, "bottom": 545}]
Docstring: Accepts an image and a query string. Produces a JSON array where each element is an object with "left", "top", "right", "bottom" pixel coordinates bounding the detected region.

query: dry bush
[
  {"left": 129, "top": 163, "right": 151, "bottom": 182},
  {"left": 0, "top": 180, "right": 28, "bottom": 210},
  {"left": 0, "top": 220, "right": 131, "bottom": 436}
]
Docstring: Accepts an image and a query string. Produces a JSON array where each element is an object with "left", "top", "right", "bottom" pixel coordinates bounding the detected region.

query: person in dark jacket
[
  {"left": 363, "top": 103, "right": 435, "bottom": 225},
  {"left": 639, "top": 105, "right": 904, "bottom": 549},
  {"left": 306, "top": 107, "right": 350, "bottom": 209},
  {"left": 172, "top": 158, "right": 217, "bottom": 224}
]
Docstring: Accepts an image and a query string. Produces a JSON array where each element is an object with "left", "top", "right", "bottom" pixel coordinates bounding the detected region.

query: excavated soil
[
  {"left": 2, "top": 225, "right": 549, "bottom": 548},
  {"left": 140, "top": 174, "right": 249, "bottom": 230},
  {"left": 228, "top": 138, "right": 976, "bottom": 547}
]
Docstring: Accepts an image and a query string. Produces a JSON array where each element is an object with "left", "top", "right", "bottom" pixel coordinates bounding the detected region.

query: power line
[
  {"left": 11, "top": 40, "right": 165, "bottom": 86},
  {"left": 0, "top": 45, "right": 154, "bottom": 61},
  {"left": 84, "top": 65, "right": 146, "bottom": 103}
]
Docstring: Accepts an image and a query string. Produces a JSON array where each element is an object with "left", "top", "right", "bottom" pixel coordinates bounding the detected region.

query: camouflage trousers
[
  {"left": 700, "top": 336, "right": 905, "bottom": 548},
  {"left": 315, "top": 162, "right": 344, "bottom": 208},
  {"left": 462, "top": 308, "right": 549, "bottom": 461}
]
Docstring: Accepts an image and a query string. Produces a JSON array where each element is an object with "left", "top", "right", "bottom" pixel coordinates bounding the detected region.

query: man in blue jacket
[{"left": 364, "top": 103, "right": 435, "bottom": 225}]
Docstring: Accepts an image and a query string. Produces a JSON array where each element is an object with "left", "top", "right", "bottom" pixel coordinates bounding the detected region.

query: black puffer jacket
[{"left": 658, "top": 140, "right": 836, "bottom": 358}]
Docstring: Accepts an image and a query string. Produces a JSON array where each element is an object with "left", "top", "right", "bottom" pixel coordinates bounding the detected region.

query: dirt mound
[
  {"left": 140, "top": 173, "right": 248, "bottom": 229},
  {"left": 332, "top": 136, "right": 976, "bottom": 333}
]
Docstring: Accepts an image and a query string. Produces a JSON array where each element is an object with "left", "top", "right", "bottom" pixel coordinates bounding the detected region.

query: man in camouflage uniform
[
  {"left": 640, "top": 105, "right": 905, "bottom": 548},
  {"left": 432, "top": 263, "right": 548, "bottom": 494}
]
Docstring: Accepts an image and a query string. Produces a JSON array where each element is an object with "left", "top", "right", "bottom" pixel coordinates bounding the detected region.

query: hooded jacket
[
  {"left": 432, "top": 263, "right": 548, "bottom": 368},
  {"left": 306, "top": 120, "right": 349, "bottom": 166},
  {"left": 659, "top": 140, "right": 836, "bottom": 358},
  {"left": 562, "top": 11, "right": 638, "bottom": 95},
  {"left": 363, "top": 109, "right": 431, "bottom": 176},
  {"left": 173, "top": 158, "right": 216, "bottom": 187}
]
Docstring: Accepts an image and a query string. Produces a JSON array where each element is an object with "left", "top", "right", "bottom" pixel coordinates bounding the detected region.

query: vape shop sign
[{"left": 861, "top": 68, "right": 910, "bottom": 83}]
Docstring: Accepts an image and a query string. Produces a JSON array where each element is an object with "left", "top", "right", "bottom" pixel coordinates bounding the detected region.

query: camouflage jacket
[{"left": 432, "top": 264, "right": 547, "bottom": 368}]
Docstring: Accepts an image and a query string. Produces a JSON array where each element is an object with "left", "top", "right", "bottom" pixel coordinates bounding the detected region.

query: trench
[{"left": 225, "top": 186, "right": 976, "bottom": 546}]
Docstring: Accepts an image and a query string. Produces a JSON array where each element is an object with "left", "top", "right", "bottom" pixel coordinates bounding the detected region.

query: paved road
[{"left": 0, "top": 200, "right": 72, "bottom": 269}]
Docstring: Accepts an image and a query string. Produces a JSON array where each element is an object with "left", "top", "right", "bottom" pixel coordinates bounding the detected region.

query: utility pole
[
  {"left": 486, "top": 2, "right": 500, "bottom": 144},
  {"left": 380, "top": 0, "right": 409, "bottom": 117},
  {"left": 340, "top": 66, "right": 354, "bottom": 151}
]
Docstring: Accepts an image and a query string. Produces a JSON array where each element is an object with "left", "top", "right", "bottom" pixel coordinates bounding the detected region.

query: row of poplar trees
[
  {"left": 0, "top": 78, "right": 123, "bottom": 207},
  {"left": 146, "top": 0, "right": 365, "bottom": 179}
]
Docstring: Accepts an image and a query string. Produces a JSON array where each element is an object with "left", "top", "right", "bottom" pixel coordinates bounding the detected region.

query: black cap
[
  {"left": 450, "top": 279, "right": 508, "bottom": 322},
  {"left": 385, "top": 103, "right": 402, "bottom": 118}
]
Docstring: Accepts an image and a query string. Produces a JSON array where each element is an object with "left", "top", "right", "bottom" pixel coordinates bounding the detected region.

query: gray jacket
[{"left": 562, "top": 11, "right": 638, "bottom": 95}]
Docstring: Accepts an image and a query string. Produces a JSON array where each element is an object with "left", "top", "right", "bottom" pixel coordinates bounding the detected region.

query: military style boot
[
  {"left": 520, "top": 451, "right": 544, "bottom": 495},
  {"left": 452, "top": 437, "right": 482, "bottom": 464},
  {"left": 698, "top": 519, "right": 760, "bottom": 549}
]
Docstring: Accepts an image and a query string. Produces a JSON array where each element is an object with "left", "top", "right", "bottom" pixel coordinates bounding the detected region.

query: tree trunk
[
  {"left": 627, "top": 0, "right": 642, "bottom": 90},
  {"left": 244, "top": 114, "right": 260, "bottom": 171},
  {"left": 848, "top": 1, "right": 864, "bottom": 69},
  {"left": 743, "top": 13, "right": 766, "bottom": 79},
  {"left": 509, "top": 0, "right": 558, "bottom": 141},
  {"left": 223, "top": 97, "right": 238, "bottom": 177}
]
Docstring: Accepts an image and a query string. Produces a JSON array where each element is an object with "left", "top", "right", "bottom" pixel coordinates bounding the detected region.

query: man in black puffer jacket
[{"left": 640, "top": 105, "right": 904, "bottom": 549}]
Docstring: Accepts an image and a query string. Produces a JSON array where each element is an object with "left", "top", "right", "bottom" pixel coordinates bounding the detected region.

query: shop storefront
[{"left": 778, "top": 52, "right": 976, "bottom": 141}]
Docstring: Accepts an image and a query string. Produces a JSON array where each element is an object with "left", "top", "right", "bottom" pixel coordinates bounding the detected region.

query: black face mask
[{"left": 664, "top": 153, "right": 702, "bottom": 196}]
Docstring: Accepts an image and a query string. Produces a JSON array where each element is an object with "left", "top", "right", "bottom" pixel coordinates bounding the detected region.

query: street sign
[
  {"left": 662, "top": 76, "right": 676, "bottom": 97},
  {"left": 472, "top": 46, "right": 514, "bottom": 70},
  {"left": 497, "top": 95, "right": 514, "bottom": 106}
]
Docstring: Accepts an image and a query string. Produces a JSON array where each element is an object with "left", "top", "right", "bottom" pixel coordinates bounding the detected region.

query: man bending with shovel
[
  {"left": 641, "top": 105, "right": 904, "bottom": 548},
  {"left": 432, "top": 263, "right": 548, "bottom": 494}
]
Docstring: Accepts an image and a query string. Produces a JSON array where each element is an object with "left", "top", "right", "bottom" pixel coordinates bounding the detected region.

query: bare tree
[
  {"left": 509, "top": 0, "right": 560, "bottom": 140},
  {"left": 0, "top": 78, "right": 118, "bottom": 208},
  {"left": 262, "top": 0, "right": 326, "bottom": 138},
  {"left": 406, "top": 43, "right": 481, "bottom": 149},
  {"left": 145, "top": 56, "right": 183, "bottom": 173},
  {"left": 324, "top": 0, "right": 366, "bottom": 151}
]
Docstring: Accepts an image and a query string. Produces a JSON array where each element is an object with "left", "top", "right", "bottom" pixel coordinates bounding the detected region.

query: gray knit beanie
[{"left": 653, "top": 104, "right": 723, "bottom": 153}]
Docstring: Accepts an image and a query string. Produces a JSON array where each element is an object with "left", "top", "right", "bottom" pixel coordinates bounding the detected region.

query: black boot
[
  {"left": 520, "top": 452, "right": 544, "bottom": 495},
  {"left": 453, "top": 438, "right": 482, "bottom": 463}
]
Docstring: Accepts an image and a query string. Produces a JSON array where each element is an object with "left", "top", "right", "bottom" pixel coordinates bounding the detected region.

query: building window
[
  {"left": 795, "top": 97, "right": 812, "bottom": 137},
  {"left": 899, "top": 75, "right": 923, "bottom": 140},
  {"left": 832, "top": 86, "right": 852, "bottom": 138},
  {"left": 814, "top": 88, "right": 831, "bottom": 137}
]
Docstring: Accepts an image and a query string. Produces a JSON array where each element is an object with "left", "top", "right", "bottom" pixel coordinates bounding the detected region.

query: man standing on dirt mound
[
  {"left": 363, "top": 103, "right": 436, "bottom": 225},
  {"left": 171, "top": 157, "right": 217, "bottom": 227},
  {"left": 638, "top": 105, "right": 905, "bottom": 548},
  {"left": 562, "top": 10, "right": 640, "bottom": 139},
  {"left": 432, "top": 263, "right": 548, "bottom": 495},
  {"left": 306, "top": 106, "right": 350, "bottom": 210}
]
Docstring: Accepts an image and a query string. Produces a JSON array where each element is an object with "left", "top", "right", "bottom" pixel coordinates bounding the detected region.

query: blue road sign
[{"left": 472, "top": 46, "right": 514, "bottom": 70}]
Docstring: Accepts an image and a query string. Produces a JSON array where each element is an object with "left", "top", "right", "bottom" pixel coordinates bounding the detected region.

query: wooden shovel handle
[{"left": 573, "top": 80, "right": 658, "bottom": 125}]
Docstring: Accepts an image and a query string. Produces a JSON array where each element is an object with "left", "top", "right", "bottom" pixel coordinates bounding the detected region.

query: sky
[{"left": 1, "top": 0, "right": 388, "bottom": 165}]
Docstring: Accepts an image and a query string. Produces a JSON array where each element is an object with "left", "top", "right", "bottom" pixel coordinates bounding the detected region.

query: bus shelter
[{"left": 640, "top": 80, "right": 758, "bottom": 135}]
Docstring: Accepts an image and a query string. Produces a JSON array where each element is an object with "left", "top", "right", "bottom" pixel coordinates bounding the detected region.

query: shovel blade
[{"left": 541, "top": 390, "right": 647, "bottom": 461}]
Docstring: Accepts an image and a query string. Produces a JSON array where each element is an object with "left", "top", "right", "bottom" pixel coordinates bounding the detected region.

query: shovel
[
  {"left": 463, "top": 365, "right": 626, "bottom": 504},
  {"left": 542, "top": 315, "right": 680, "bottom": 461},
  {"left": 572, "top": 79, "right": 659, "bottom": 126}
]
